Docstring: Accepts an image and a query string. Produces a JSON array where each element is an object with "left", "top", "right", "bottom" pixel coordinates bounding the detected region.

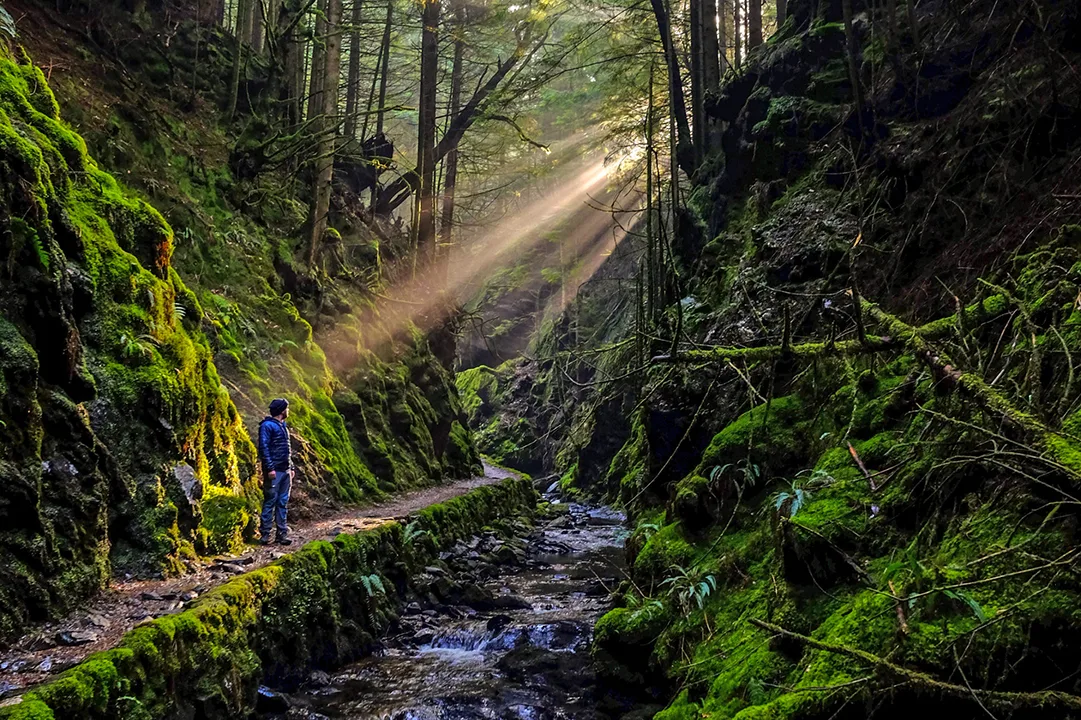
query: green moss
[{"left": 0, "top": 477, "right": 536, "bottom": 720}]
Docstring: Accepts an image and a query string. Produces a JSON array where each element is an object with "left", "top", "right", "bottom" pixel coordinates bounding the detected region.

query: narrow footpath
[{"left": 0, "top": 463, "right": 515, "bottom": 699}]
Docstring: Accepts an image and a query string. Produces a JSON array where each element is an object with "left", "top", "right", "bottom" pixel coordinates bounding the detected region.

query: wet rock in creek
[{"left": 256, "top": 686, "right": 291, "bottom": 714}]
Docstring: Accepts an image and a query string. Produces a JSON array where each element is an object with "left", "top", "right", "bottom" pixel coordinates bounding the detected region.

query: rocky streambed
[{"left": 256, "top": 499, "right": 630, "bottom": 720}]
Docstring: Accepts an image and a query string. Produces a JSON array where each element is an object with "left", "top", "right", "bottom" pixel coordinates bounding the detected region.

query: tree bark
[
  {"left": 308, "top": 0, "right": 343, "bottom": 266},
  {"left": 306, "top": 0, "right": 329, "bottom": 124},
  {"left": 226, "top": 0, "right": 251, "bottom": 119},
  {"left": 906, "top": 0, "right": 920, "bottom": 45},
  {"left": 777, "top": 0, "right": 786, "bottom": 26},
  {"left": 279, "top": 0, "right": 304, "bottom": 125},
  {"left": 252, "top": 0, "right": 266, "bottom": 53},
  {"left": 701, "top": 0, "right": 721, "bottom": 148},
  {"left": 344, "top": 0, "right": 363, "bottom": 138},
  {"left": 748, "top": 0, "right": 762, "bottom": 49},
  {"left": 649, "top": 0, "right": 695, "bottom": 178},
  {"left": 438, "top": 1, "right": 465, "bottom": 271},
  {"left": 645, "top": 63, "right": 655, "bottom": 324},
  {"left": 718, "top": 0, "right": 728, "bottom": 70},
  {"left": 689, "top": 0, "right": 704, "bottom": 165},
  {"left": 416, "top": 0, "right": 442, "bottom": 267},
  {"left": 841, "top": 0, "right": 866, "bottom": 122},
  {"left": 375, "top": 0, "right": 393, "bottom": 137},
  {"left": 733, "top": 0, "right": 741, "bottom": 68}
]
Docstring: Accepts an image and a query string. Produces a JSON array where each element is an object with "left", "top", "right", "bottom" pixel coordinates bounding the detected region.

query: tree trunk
[
  {"left": 416, "top": 0, "right": 442, "bottom": 267},
  {"left": 648, "top": 0, "right": 695, "bottom": 178},
  {"left": 252, "top": 0, "right": 266, "bottom": 54},
  {"left": 308, "top": 0, "right": 343, "bottom": 266},
  {"left": 748, "top": 0, "right": 762, "bottom": 49},
  {"left": 373, "top": 21, "right": 539, "bottom": 216},
  {"left": 645, "top": 63, "right": 655, "bottom": 324},
  {"left": 702, "top": 0, "right": 721, "bottom": 91},
  {"left": 438, "top": 1, "right": 465, "bottom": 272},
  {"left": 777, "top": 0, "right": 786, "bottom": 26},
  {"left": 241, "top": 0, "right": 257, "bottom": 44},
  {"left": 718, "top": 0, "right": 728, "bottom": 69},
  {"left": 374, "top": 42, "right": 525, "bottom": 215},
  {"left": 375, "top": 0, "right": 393, "bottom": 137},
  {"left": 841, "top": 0, "right": 866, "bottom": 124},
  {"left": 906, "top": 0, "right": 920, "bottom": 45},
  {"left": 226, "top": 0, "right": 250, "bottom": 119},
  {"left": 701, "top": 0, "right": 721, "bottom": 148},
  {"left": 280, "top": 0, "right": 303, "bottom": 125},
  {"left": 306, "top": 0, "right": 329, "bottom": 124},
  {"left": 689, "top": 0, "right": 704, "bottom": 165},
  {"left": 733, "top": 0, "right": 742, "bottom": 68},
  {"left": 344, "top": 0, "right": 363, "bottom": 138}
]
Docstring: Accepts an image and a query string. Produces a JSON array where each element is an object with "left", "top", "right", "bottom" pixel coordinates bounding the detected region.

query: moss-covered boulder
[{"left": 0, "top": 48, "right": 259, "bottom": 640}]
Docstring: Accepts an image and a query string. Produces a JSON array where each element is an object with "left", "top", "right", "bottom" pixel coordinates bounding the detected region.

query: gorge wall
[
  {"left": 462, "top": 0, "right": 1081, "bottom": 717},
  {"left": 0, "top": 5, "right": 479, "bottom": 644}
]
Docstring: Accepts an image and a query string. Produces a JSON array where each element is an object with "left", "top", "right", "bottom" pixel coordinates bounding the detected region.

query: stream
[{"left": 262, "top": 497, "right": 630, "bottom": 720}]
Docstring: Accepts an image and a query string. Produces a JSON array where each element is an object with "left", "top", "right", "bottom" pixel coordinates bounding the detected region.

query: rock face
[
  {"left": 0, "top": 49, "right": 259, "bottom": 640},
  {"left": 0, "top": 38, "right": 480, "bottom": 644}
]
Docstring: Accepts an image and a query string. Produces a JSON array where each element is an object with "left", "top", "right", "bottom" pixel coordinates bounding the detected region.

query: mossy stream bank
[
  {"left": 0, "top": 476, "right": 537, "bottom": 720},
  {"left": 263, "top": 496, "right": 630, "bottom": 720}
]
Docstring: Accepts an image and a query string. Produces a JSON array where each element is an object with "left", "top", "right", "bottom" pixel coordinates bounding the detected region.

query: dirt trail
[{"left": 0, "top": 463, "right": 517, "bottom": 699}]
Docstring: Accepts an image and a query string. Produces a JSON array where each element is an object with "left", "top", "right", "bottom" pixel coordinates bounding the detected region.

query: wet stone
[
  {"left": 271, "top": 501, "right": 629, "bottom": 720},
  {"left": 56, "top": 629, "right": 98, "bottom": 646},
  {"left": 256, "top": 686, "right": 291, "bottom": 714},
  {"left": 306, "top": 670, "right": 332, "bottom": 688}
]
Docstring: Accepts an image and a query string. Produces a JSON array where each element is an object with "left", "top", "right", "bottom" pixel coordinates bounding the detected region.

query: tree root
[{"left": 749, "top": 618, "right": 1081, "bottom": 712}]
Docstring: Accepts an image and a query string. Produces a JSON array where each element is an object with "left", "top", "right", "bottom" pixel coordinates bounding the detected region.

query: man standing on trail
[{"left": 258, "top": 398, "right": 294, "bottom": 546}]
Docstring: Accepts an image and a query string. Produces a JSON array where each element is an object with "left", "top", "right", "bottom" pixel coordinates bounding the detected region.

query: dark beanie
[{"left": 269, "top": 398, "right": 289, "bottom": 416}]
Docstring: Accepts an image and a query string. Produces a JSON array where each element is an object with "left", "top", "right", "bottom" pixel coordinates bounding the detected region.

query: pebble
[
  {"left": 84, "top": 613, "right": 110, "bottom": 629},
  {"left": 56, "top": 630, "right": 98, "bottom": 647},
  {"left": 36, "top": 657, "right": 52, "bottom": 673},
  {"left": 140, "top": 591, "right": 164, "bottom": 602}
]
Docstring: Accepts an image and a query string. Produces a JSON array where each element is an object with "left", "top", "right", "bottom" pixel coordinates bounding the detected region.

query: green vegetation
[
  {"left": 0, "top": 36, "right": 479, "bottom": 643},
  {"left": 0, "top": 476, "right": 536, "bottom": 720}
]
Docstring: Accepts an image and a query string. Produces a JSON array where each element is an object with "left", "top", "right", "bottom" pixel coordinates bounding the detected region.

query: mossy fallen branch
[
  {"left": 650, "top": 335, "right": 898, "bottom": 364},
  {"left": 749, "top": 618, "right": 1081, "bottom": 712},
  {"left": 860, "top": 297, "right": 1081, "bottom": 480}
]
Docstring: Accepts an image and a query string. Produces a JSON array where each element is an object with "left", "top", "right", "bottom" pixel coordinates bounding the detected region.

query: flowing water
[{"left": 273, "top": 501, "right": 629, "bottom": 720}]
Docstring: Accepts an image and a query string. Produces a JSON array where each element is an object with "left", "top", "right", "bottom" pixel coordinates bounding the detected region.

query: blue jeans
[{"left": 260, "top": 470, "right": 291, "bottom": 539}]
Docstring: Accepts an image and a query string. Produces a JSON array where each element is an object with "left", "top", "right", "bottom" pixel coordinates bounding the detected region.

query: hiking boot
[
  {"left": 258, "top": 536, "right": 272, "bottom": 546},
  {"left": 276, "top": 536, "right": 293, "bottom": 546}
]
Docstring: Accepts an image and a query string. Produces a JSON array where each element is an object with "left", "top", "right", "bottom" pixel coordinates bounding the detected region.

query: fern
[
  {"left": 359, "top": 573, "right": 386, "bottom": 597},
  {"left": 661, "top": 566, "right": 718, "bottom": 612},
  {"left": 173, "top": 303, "right": 187, "bottom": 320},
  {"left": 0, "top": 5, "right": 16, "bottom": 42},
  {"left": 402, "top": 520, "right": 431, "bottom": 546},
  {"left": 29, "top": 232, "right": 49, "bottom": 271}
]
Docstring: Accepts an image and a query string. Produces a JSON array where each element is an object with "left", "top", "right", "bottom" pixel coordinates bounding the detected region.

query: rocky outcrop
[{"left": 0, "top": 39, "right": 480, "bottom": 645}]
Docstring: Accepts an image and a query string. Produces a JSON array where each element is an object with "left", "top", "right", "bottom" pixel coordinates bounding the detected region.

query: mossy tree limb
[{"left": 749, "top": 618, "right": 1081, "bottom": 713}]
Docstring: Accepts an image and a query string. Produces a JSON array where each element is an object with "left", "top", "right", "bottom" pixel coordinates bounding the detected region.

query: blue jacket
[{"left": 258, "top": 417, "right": 292, "bottom": 474}]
